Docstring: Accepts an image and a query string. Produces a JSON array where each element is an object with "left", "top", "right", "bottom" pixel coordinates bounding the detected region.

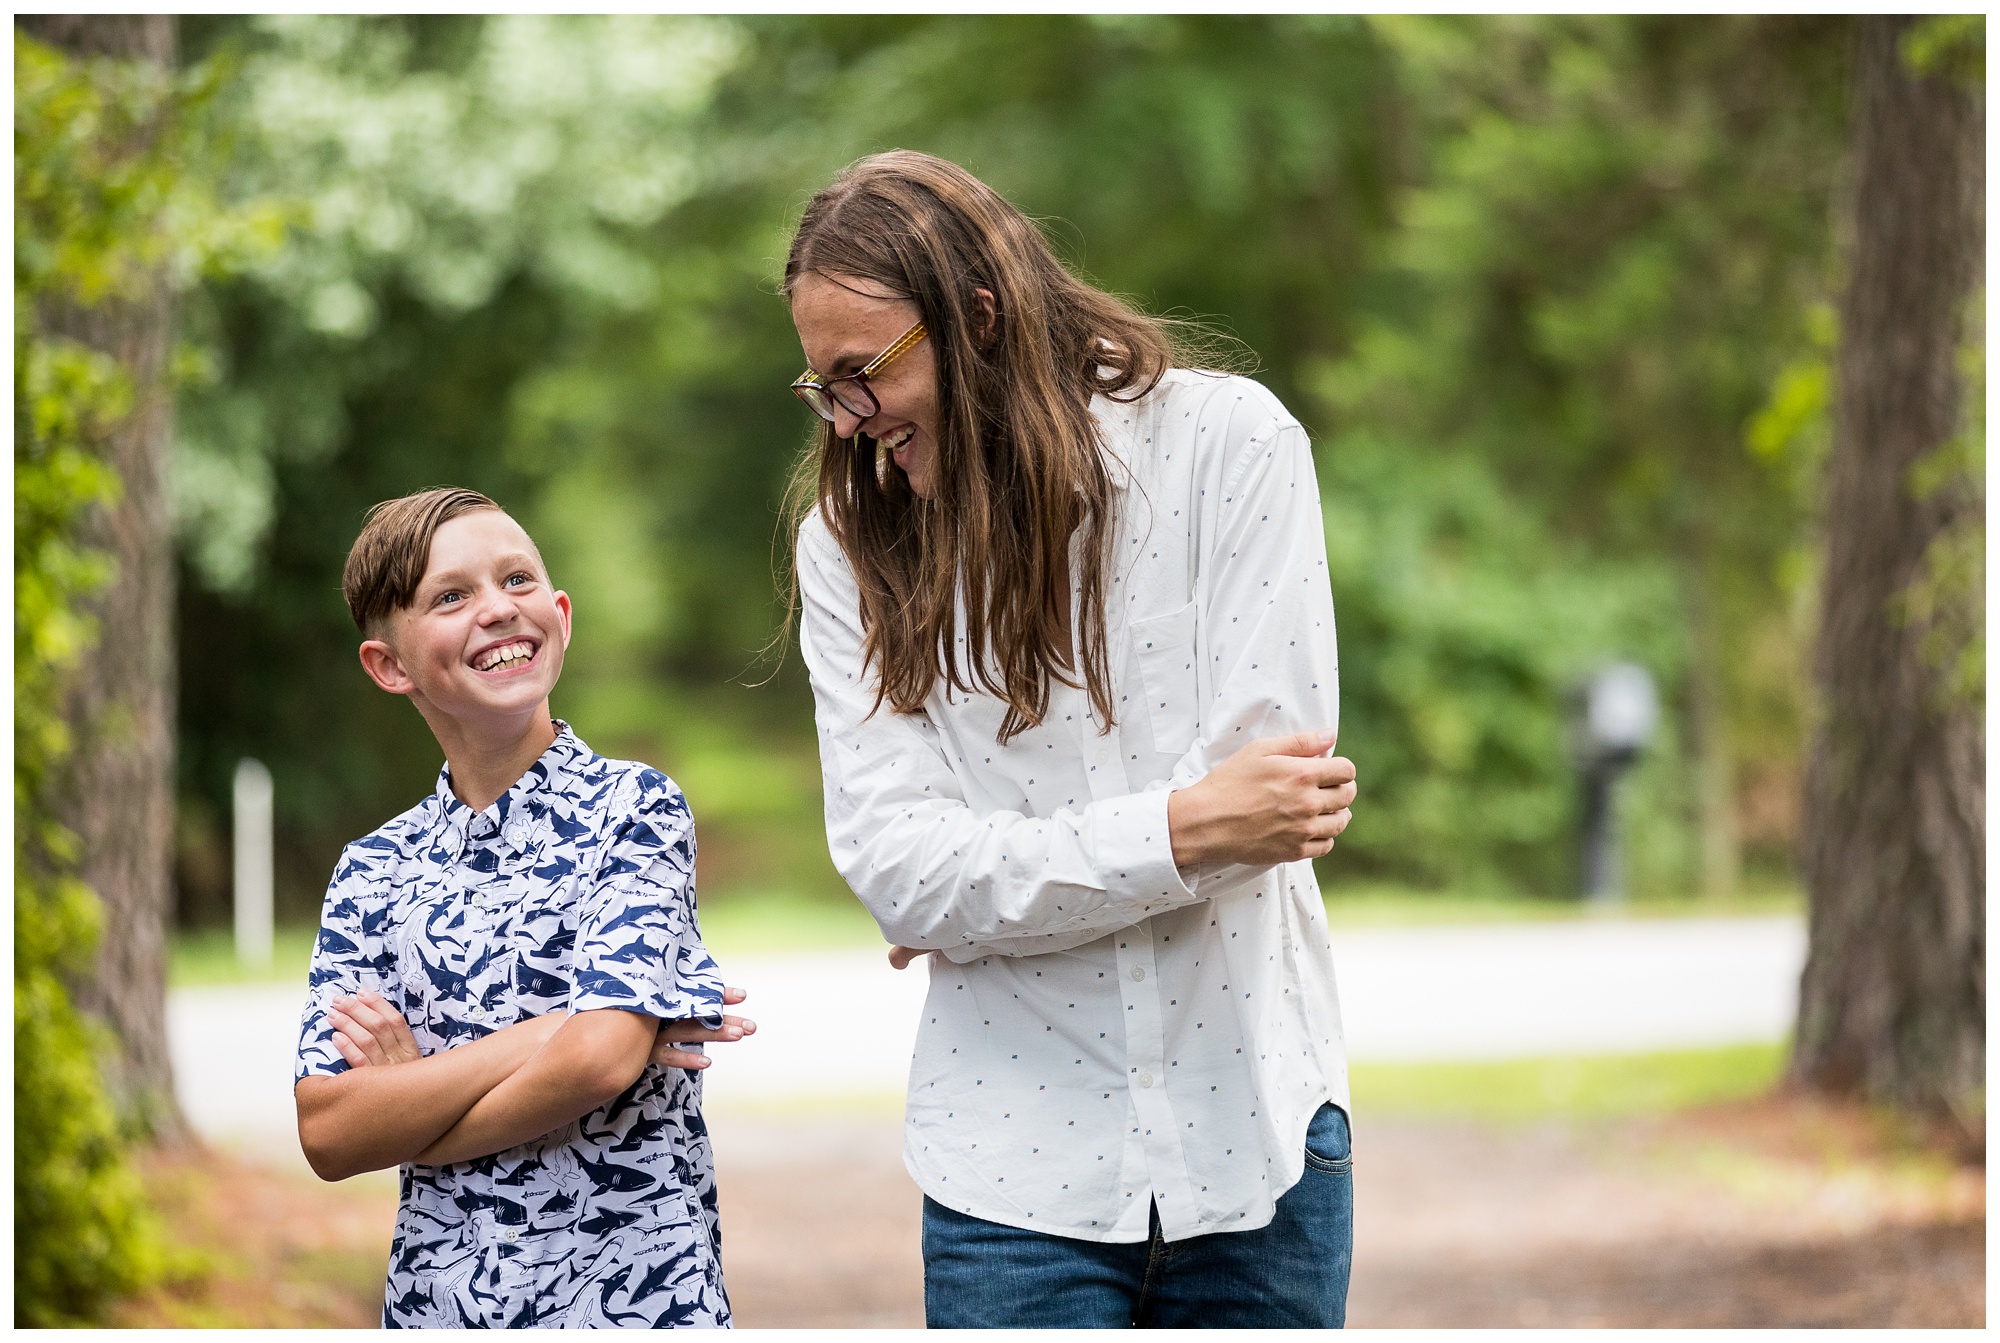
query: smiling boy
[{"left": 293, "top": 487, "right": 749, "bottom": 1328}]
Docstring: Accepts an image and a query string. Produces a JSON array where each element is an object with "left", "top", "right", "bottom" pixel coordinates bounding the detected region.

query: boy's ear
[
  {"left": 554, "top": 590, "right": 572, "bottom": 650},
  {"left": 358, "top": 636, "right": 416, "bottom": 696}
]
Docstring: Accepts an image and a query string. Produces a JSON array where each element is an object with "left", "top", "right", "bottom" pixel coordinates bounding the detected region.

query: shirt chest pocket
[{"left": 1130, "top": 600, "right": 1200, "bottom": 755}]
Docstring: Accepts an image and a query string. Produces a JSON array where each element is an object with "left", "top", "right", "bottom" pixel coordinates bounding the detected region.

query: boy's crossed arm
[{"left": 296, "top": 989, "right": 752, "bottom": 1181}]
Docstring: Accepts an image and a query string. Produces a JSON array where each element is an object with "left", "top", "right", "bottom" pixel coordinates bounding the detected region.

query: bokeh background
[
  {"left": 167, "top": 13, "right": 1840, "bottom": 921},
  {"left": 16, "top": 13, "right": 1983, "bottom": 1328}
]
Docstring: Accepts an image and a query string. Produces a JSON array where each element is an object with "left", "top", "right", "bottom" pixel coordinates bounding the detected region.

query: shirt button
[
  {"left": 1130, "top": 965, "right": 1146, "bottom": 982},
  {"left": 467, "top": 1005, "right": 484, "bottom": 1021},
  {"left": 501, "top": 1227, "right": 519, "bottom": 1244},
  {"left": 1095, "top": 746, "right": 1111, "bottom": 764},
  {"left": 1139, "top": 1071, "right": 1155, "bottom": 1089}
]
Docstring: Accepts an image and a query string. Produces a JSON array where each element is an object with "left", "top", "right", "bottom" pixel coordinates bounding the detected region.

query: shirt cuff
[
  {"left": 571, "top": 969, "right": 724, "bottom": 1027},
  {"left": 1096, "top": 784, "right": 1196, "bottom": 917}
]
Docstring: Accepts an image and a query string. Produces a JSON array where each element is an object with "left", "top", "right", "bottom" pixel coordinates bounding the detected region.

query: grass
[
  {"left": 702, "top": 1048, "right": 1796, "bottom": 1125},
  {"left": 1318, "top": 879, "right": 1803, "bottom": 928},
  {"left": 170, "top": 926, "right": 318, "bottom": 988},
  {"left": 171, "top": 882, "right": 1804, "bottom": 984},
  {"left": 698, "top": 888, "right": 883, "bottom": 956},
  {"left": 695, "top": 881, "right": 1806, "bottom": 951},
  {"left": 1350, "top": 1042, "right": 1790, "bottom": 1123}
]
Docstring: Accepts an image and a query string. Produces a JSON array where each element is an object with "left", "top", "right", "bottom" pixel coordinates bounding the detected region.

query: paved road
[{"left": 170, "top": 914, "right": 1805, "bottom": 1165}]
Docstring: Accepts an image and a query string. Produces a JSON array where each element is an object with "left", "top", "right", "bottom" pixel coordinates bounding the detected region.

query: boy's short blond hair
[{"left": 342, "top": 487, "right": 503, "bottom": 634}]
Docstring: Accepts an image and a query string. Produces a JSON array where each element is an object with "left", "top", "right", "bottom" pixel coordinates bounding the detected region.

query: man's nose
[{"left": 831, "top": 404, "right": 867, "bottom": 439}]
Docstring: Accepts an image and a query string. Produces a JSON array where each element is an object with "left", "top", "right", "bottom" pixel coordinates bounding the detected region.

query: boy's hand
[
  {"left": 330, "top": 989, "right": 423, "bottom": 1069},
  {"left": 887, "top": 946, "right": 927, "bottom": 970},
  {"left": 650, "top": 986, "right": 756, "bottom": 1070}
]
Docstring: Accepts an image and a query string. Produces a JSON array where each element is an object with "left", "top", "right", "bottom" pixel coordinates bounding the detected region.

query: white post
[{"left": 233, "top": 758, "right": 274, "bottom": 969}]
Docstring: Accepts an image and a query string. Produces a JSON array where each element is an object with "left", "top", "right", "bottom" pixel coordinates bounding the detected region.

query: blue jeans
[{"left": 922, "top": 1102, "right": 1352, "bottom": 1328}]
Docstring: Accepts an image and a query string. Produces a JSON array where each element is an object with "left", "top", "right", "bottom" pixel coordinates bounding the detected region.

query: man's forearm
[
  {"left": 296, "top": 1013, "right": 561, "bottom": 1181},
  {"left": 416, "top": 1009, "right": 656, "bottom": 1167}
]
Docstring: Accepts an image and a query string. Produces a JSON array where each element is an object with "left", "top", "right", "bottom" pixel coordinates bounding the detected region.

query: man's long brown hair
[{"left": 784, "top": 151, "right": 1197, "bottom": 742}]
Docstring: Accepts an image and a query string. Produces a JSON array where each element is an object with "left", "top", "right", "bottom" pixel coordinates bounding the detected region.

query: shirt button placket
[{"left": 1117, "top": 928, "right": 1186, "bottom": 1220}]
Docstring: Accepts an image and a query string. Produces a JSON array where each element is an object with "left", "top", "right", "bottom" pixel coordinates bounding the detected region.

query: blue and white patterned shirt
[{"left": 295, "top": 723, "right": 731, "bottom": 1328}]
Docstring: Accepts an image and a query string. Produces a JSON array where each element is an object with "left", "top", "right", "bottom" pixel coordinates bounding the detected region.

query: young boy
[{"left": 294, "top": 487, "right": 750, "bottom": 1328}]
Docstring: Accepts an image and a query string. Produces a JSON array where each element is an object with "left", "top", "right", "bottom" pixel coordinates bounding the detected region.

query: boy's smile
[
  {"left": 358, "top": 509, "right": 572, "bottom": 805},
  {"left": 396, "top": 510, "right": 567, "bottom": 710},
  {"left": 472, "top": 638, "right": 540, "bottom": 674}
]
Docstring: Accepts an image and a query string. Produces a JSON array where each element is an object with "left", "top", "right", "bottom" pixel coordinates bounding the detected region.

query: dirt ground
[
  {"left": 116, "top": 1092, "right": 1983, "bottom": 1328},
  {"left": 1345, "top": 1097, "right": 1984, "bottom": 1328}
]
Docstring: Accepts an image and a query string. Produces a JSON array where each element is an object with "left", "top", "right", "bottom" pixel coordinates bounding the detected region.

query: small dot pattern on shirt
[{"left": 796, "top": 370, "right": 1347, "bottom": 1244}]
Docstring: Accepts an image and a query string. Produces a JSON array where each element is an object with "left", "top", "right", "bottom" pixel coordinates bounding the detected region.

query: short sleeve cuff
[
  {"left": 295, "top": 998, "right": 353, "bottom": 1081},
  {"left": 569, "top": 965, "right": 726, "bottom": 1028}
]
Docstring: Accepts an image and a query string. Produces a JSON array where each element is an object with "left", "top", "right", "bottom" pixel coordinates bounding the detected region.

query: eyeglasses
[{"left": 791, "top": 320, "right": 928, "bottom": 424}]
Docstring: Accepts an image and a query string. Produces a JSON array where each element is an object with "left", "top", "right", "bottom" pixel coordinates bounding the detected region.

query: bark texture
[
  {"left": 20, "top": 13, "right": 185, "bottom": 1137},
  {"left": 1682, "top": 549, "right": 1741, "bottom": 901},
  {"left": 1793, "top": 17, "right": 1984, "bottom": 1120}
]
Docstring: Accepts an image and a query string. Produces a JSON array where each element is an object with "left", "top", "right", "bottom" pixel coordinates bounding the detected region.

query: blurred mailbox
[
  {"left": 1586, "top": 663, "right": 1659, "bottom": 760},
  {"left": 1574, "top": 663, "right": 1658, "bottom": 904}
]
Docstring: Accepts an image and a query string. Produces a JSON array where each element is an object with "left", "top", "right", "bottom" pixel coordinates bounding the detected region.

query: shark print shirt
[{"left": 295, "top": 724, "right": 731, "bottom": 1328}]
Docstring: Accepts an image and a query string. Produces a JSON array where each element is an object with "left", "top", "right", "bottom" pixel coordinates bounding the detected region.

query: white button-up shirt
[{"left": 798, "top": 369, "right": 1348, "bottom": 1244}]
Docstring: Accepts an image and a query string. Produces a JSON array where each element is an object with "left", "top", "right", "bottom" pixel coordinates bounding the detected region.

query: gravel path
[
  {"left": 159, "top": 912, "right": 1982, "bottom": 1328},
  {"left": 123, "top": 1097, "right": 1981, "bottom": 1328},
  {"left": 706, "top": 1100, "right": 1982, "bottom": 1329}
]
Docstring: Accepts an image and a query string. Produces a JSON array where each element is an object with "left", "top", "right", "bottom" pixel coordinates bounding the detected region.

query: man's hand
[
  {"left": 887, "top": 946, "right": 926, "bottom": 970},
  {"left": 649, "top": 986, "right": 757, "bottom": 1069},
  {"left": 1167, "top": 730, "right": 1357, "bottom": 868},
  {"left": 330, "top": 990, "right": 423, "bottom": 1068}
]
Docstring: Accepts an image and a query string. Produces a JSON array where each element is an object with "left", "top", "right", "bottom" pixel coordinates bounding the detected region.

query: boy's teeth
[{"left": 478, "top": 642, "right": 533, "bottom": 670}]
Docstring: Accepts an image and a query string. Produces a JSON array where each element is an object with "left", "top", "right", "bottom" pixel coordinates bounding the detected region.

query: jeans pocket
[{"left": 1301, "top": 1102, "right": 1352, "bottom": 1173}]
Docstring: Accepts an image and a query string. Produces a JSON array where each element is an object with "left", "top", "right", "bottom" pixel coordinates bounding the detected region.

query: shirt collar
[{"left": 428, "top": 720, "right": 586, "bottom": 857}]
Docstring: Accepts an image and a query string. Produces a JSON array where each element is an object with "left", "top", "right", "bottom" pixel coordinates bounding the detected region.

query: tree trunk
[
  {"left": 1682, "top": 546, "right": 1741, "bottom": 901},
  {"left": 1793, "top": 17, "right": 1984, "bottom": 1123},
  {"left": 18, "top": 14, "right": 185, "bottom": 1139}
]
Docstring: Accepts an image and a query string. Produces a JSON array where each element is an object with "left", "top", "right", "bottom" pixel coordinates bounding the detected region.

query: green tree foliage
[
  {"left": 167, "top": 17, "right": 1857, "bottom": 923},
  {"left": 170, "top": 15, "right": 763, "bottom": 922},
  {"left": 170, "top": 16, "right": 1404, "bottom": 918},
  {"left": 15, "top": 34, "right": 167, "bottom": 1324},
  {"left": 1315, "top": 17, "right": 1850, "bottom": 893},
  {"left": 14, "top": 32, "right": 274, "bottom": 1322}
]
